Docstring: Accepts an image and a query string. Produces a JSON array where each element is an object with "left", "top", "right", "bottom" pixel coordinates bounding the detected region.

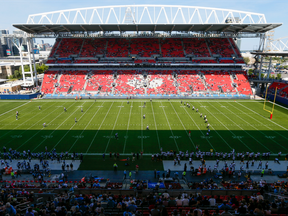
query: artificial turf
[{"left": 0, "top": 99, "right": 288, "bottom": 170}]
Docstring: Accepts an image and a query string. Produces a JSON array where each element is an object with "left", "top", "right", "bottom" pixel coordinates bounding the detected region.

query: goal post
[{"left": 263, "top": 86, "right": 277, "bottom": 119}]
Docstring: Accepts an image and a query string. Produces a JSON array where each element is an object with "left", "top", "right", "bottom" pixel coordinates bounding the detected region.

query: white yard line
[
  {"left": 31, "top": 102, "right": 80, "bottom": 151},
  {"left": 151, "top": 101, "right": 161, "bottom": 151},
  {"left": 16, "top": 102, "right": 76, "bottom": 150},
  {"left": 86, "top": 102, "right": 114, "bottom": 153},
  {"left": 169, "top": 102, "right": 195, "bottom": 149},
  {"left": 104, "top": 102, "right": 124, "bottom": 153},
  {"left": 68, "top": 102, "right": 104, "bottom": 152},
  {"left": 51, "top": 101, "right": 96, "bottom": 150},
  {"left": 237, "top": 102, "right": 288, "bottom": 132},
  {"left": 0, "top": 101, "right": 30, "bottom": 118},
  {"left": 268, "top": 101, "right": 288, "bottom": 111},
  {"left": 182, "top": 103, "right": 224, "bottom": 151},
  {"left": 199, "top": 102, "right": 252, "bottom": 151},
  {"left": 123, "top": 102, "right": 133, "bottom": 153},
  {"left": 229, "top": 102, "right": 288, "bottom": 144},
  {"left": 210, "top": 102, "right": 272, "bottom": 152},
  {"left": 160, "top": 102, "right": 179, "bottom": 151},
  {"left": 1, "top": 102, "right": 59, "bottom": 142}
]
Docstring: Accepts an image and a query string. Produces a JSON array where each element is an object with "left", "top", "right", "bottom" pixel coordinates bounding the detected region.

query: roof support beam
[
  {"left": 22, "top": 25, "right": 35, "bottom": 33},
  {"left": 188, "top": 25, "right": 194, "bottom": 32},
  {"left": 136, "top": 25, "right": 138, "bottom": 33},
  {"left": 220, "top": 25, "right": 231, "bottom": 32},
  {"left": 153, "top": 25, "right": 157, "bottom": 33},
  {"left": 204, "top": 25, "right": 213, "bottom": 32},
  {"left": 170, "top": 25, "right": 175, "bottom": 32},
  {"left": 99, "top": 25, "right": 104, "bottom": 31},
  {"left": 236, "top": 25, "right": 250, "bottom": 33},
  {"left": 80, "top": 25, "right": 87, "bottom": 31},
  {"left": 61, "top": 25, "right": 71, "bottom": 32},
  {"left": 256, "top": 24, "right": 273, "bottom": 33},
  {"left": 43, "top": 25, "right": 54, "bottom": 32}
]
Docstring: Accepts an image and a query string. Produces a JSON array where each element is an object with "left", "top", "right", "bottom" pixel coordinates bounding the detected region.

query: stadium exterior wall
[{"left": 0, "top": 93, "right": 40, "bottom": 100}]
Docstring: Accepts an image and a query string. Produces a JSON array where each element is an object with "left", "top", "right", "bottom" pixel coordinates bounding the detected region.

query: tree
[
  {"left": 277, "top": 73, "right": 281, "bottom": 79},
  {"left": 243, "top": 57, "right": 250, "bottom": 65},
  {"left": 248, "top": 69, "right": 254, "bottom": 75}
]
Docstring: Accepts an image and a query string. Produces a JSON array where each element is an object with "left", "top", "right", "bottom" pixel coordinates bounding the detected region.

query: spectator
[{"left": 209, "top": 195, "right": 216, "bottom": 206}]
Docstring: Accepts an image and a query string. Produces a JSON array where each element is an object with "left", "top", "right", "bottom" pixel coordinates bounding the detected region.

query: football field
[{"left": 0, "top": 99, "right": 288, "bottom": 157}]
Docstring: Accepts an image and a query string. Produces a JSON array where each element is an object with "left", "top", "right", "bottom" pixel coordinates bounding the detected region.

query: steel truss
[{"left": 26, "top": 5, "right": 267, "bottom": 25}]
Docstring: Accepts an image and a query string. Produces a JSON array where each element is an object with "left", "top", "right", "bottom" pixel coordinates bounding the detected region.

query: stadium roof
[
  {"left": 14, "top": 23, "right": 281, "bottom": 34},
  {"left": 13, "top": 5, "right": 282, "bottom": 34}
]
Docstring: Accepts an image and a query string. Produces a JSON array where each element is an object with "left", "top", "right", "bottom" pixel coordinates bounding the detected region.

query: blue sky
[{"left": 0, "top": 0, "right": 286, "bottom": 50}]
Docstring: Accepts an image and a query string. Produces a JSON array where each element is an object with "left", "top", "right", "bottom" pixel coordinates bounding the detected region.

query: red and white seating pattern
[
  {"left": 205, "top": 71, "right": 237, "bottom": 93},
  {"left": 177, "top": 72, "right": 206, "bottom": 92},
  {"left": 114, "top": 71, "right": 145, "bottom": 95},
  {"left": 55, "top": 71, "right": 86, "bottom": 93},
  {"left": 147, "top": 71, "right": 177, "bottom": 95},
  {"left": 41, "top": 71, "right": 58, "bottom": 94},
  {"left": 85, "top": 71, "right": 114, "bottom": 93}
]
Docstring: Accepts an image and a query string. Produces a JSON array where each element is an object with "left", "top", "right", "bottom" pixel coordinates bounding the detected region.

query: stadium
[{"left": 0, "top": 4, "right": 288, "bottom": 216}]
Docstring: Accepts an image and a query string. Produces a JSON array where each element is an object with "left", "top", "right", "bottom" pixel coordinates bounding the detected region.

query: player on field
[
  {"left": 207, "top": 123, "right": 210, "bottom": 128},
  {"left": 181, "top": 100, "right": 182, "bottom": 104},
  {"left": 188, "top": 131, "right": 191, "bottom": 137},
  {"left": 39, "top": 106, "right": 41, "bottom": 110},
  {"left": 146, "top": 125, "right": 149, "bottom": 130},
  {"left": 144, "top": 102, "right": 146, "bottom": 105},
  {"left": 196, "top": 108, "right": 198, "bottom": 112},
  {"left": 16, "top": 111, "right": 18, "bottom": 115},
  {"left": 64, "top": 107, "right": 66, "bottom": 112},
  {"left": 150, "top": 98, "right": 152, "bottom": 102},
  {"left": 143, "top": 114, "right": 145, "bottom": 119},
  {"left": 16, "top": 114, "right": 18, "bottom": 120},
  {"left": 127, "top": 101, "right": 129, "bottom": 104},
  {"left": 192, "top": 106, "right": 195, "bottom": 110},
  {"left": 208, "top": 129, "right": 210, "bottom": 133},
  {"left": 43, "top": 123, "right": 46, "bottom": 128},
  {"left": 81, "top": 108, "right": 83, "bottom": 112},
  {"left": 200, "top": 113, "right": 202, "bottom": 117},
  {"left": 115, "top": 133, "right": 118, "bottom": 140},
  {"left": 143, "top": 104, "right": 145, "bottom": 108},
  {"left": 205, "top": 118, "right": 208, "bottom": 123},
  {"left": 75, "top": 118, "right": 77, "bottom": 123},
  {"left": 184, "top": 102, "right": 186, "bottom": 106},
  {"left": 204, "top": 115, "right": 206, "bottom": 120}
]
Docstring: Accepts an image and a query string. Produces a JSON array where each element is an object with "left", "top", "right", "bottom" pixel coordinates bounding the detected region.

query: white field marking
[
  {"left": 68, "top": 102, "right": 104, "bottom": 152},
  {"left": 0, "top": 102, "right": 58, "bottom": 140},
  {"left": 16, "top": 102, "right": 74, "bottom": 150},
  {"left": 31, "top": 102, "right": 80, "bottom": 151},
  {"left": 86, "top": 102, "right": 114, "bottom": 153},
  {"left": 52, "top": 101, "right": 96, "bottom": 150},
  {"left": 118, "top": 106, "right": 124, "bottom": 107},
  {"left": 0, "top": 102, "right": 37, "bottom": 125},
  {"left": 151, "top": 101, "right": 161, "bottom": 151},
  {"left": 202, "top": 102, "right": 252, "bottom": 151},
  {"left": 160, "top": 102, "right": 179, "bottom": 151},
  {"left": 141, "top": 102, "right": 143, "bottom": 152},
  {"left": 236, "top": 102, "right": 288, "bottom": 132},
  {"left": 0, "top": 101, "right": 30, "bottom": 118},
  {"left": 223, "top": 102, "right": 287, "bottom": 152},
  {"left": 210, "top": 102, "right": 271, "bottom": 152},
  {"left": 169, "top": 102, "right": 195, "bottom": 148},
  {"left": 123, "top": 102, "right": 133, "bottom": 153},
  {"left": 268, "top": 101, "right": 288, "bottom": 111},
  {"left": 159, "top": 106, "right": 166, "bottom": 107},
  {"left": 182, "top": 104, "right": 218, "bottom": 150},
  {"left": 105, "top": 102, "right": 124, "bottom": 153}
]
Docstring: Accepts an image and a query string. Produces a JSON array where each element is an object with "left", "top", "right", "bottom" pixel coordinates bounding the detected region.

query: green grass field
[{"left": 0, "top": 99, "right": 288, "bottom": 170}]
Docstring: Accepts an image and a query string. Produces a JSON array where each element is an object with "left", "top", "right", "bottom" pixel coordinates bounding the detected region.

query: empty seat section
[
  {"left": 205, "top": 71, "right": 236, "bottom": 93},
  {"left": 183, "top": 38, "right": 210, "bottom": 57},
  {"left": 177, "top": 71, "right": 206, "bottom": 92},
  {"left": 114, "top": 71, "right": 145, "bottom": 95},
  {"left": 268, "top": 82, "right": 287, "bottom": 91},
  {"left": 234, "top": 72, "right": 252, "bottom": 95},
  {"left": 161, "top": 39, "right": 184, "bottom": 57},
  {"left": 130, "top": 38, "right": 160, "bottom": 57},
  {"left": 55, "top": 71, "right": 86, "bottom": 93},
  {"left": 106, "top": 38, "right": 129, "bottom": 57},
  {"left": 147, "top": 71, "right": 177, "bottom": 95},
  {"left": 80, "top": 39, "right": 106, "bottom": 57},
  {"left": 56, "top": 38, "right": 83, "bottom": 57},
  {"left": 74, "top": 59, "right": 98, "bottom": 63},
  {"left": 85, "top": 71, "right": 113, "bottom": 93},
  {"left": 41, "top": 71, "right": 58, "bottom": 94}
]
